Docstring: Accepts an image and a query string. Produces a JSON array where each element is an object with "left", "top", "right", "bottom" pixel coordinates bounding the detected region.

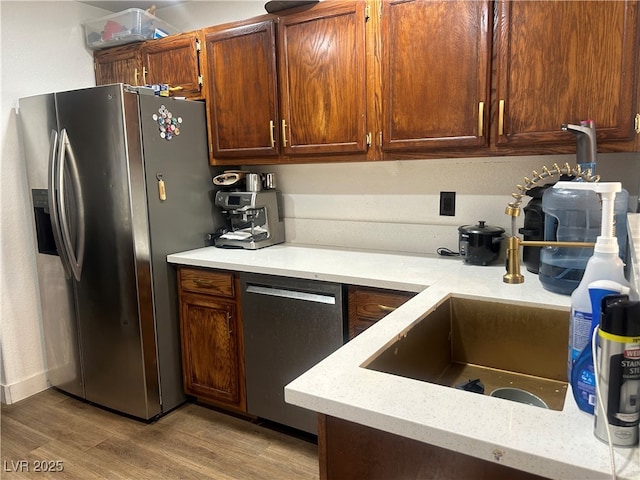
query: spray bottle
[
  {"left": 571, "top": 280, "right": 630, "bottom": 414},
  {"left": 594, "top": 295, "right": 640, "bottom": 446},
  {"left": 557, "top": 182, "right": 634, "bottom": 410}
]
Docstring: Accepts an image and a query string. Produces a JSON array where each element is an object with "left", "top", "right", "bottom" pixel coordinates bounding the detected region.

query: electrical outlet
[{"left": 439, "top": 191, "right": 456, "bottom": 216}]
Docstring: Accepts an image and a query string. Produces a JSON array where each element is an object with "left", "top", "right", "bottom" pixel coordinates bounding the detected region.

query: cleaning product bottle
[
  {"left": 594, "top": 294, "right": 640, "bottom": 446},
  {"left": 560, "top": 182, "right": 633, "bottom": 398},
  {"left": 571, "top": 280, "right": 630, "bottom": 414}
]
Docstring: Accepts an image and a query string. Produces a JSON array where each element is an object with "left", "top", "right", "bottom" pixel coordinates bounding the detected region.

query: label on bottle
[
  {"left": 602, "top": 337, "right": 640, "bottom": 426},
  {"left": 570, "top": 309, "right": 592, "bottom": 365}
]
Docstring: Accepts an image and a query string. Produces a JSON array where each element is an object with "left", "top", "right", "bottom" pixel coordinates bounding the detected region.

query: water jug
[{"left": 539, "top": 186, "right": 629, "bottom": 295}]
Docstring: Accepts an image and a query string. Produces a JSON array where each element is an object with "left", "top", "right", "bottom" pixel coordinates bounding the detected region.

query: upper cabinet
[
  {"left": 203, "top": 19, "right": 280, "bottom": 161},
  {"left": 203, "top": 1, "right": 368, "bottom": 165},
  {"left": 94, "top": 31, "right": 204, "bottom": 99},
  {"left": 94, "top": 0, "right": 639, "bottom": 163},
  {"left": 278, "top": 1, "right": 368, "bottom": 156},
  {"left": 380, "top": 0, "right": 491, "bottom": 152},
  {"left": 141, "top": 32, "right": 203, "bottom": 97},
  {"left": 493, "top": 0, "right": 639, "bottom": 153},
  {"left": 94, "top": 43, "right": 142, "bottom": 87}
]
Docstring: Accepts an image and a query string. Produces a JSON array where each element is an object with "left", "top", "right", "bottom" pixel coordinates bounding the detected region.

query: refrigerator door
[
  {"left": 135, "top": 94, "right": 221, "bottom": 412},
  {"left": 18, "top": 93, "right": 84, "bottom": 398},
  {"left": 55, "top": 85, "right": 160, "bottom": 419}
]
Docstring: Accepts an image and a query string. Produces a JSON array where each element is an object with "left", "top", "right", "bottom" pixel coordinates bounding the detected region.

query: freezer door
[
  {"left": 18, "top": 93, "right": 84, "bottom": 398},
  {"left": 55, "top": 85, "right": 160, "bottom": 419}
]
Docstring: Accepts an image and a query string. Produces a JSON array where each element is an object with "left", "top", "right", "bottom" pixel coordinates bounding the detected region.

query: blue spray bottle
[{"left": 571, "top": 280, "right": 631, "bottom": 414}]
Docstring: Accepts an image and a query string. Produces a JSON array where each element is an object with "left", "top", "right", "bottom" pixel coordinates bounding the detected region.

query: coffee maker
[{"left": 213, "top": 189, "right": 285, "bottom": 249}]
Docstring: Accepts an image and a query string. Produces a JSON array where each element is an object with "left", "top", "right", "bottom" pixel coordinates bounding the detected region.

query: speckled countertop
[{"left": 167, "top": 213, "right": 640, "bottom": 480}]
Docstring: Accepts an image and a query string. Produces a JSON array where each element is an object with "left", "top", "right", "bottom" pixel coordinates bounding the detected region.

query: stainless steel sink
[{"left": 364, "top": 297, "right": 569, "bottom": 411}]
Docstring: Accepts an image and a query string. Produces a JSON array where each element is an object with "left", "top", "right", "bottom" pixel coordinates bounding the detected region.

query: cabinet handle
[
  {"left": 226, "top": 313, "right": 232, "bottom": 337},
  {"left": 269, "top": 120, "right": 275, "bottom": 148},
  {"left": 281, "top": 119, "right": 288, "bottom": 147},
  {"left": 498, "top": 99, "right": 505, "bottom": 136},
  {"left": 134, "top": 68, "right": 139, "bottom": 86},
  {"left": 377, "top": 304, "right": 397, "bottom": 312},
  {"left": 143, "top": 66, "right": 147, "bottom": 85},
  {"left": 478, "top": 101, "right": 484, "bottom": 137},
  {"left": 193, "top": 279, "right": 214, "bottom": 288}
]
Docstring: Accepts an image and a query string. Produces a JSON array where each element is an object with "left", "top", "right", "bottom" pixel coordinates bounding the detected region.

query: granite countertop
[{"left": 167, "top": 213, "right": 640, "bottom": 480}]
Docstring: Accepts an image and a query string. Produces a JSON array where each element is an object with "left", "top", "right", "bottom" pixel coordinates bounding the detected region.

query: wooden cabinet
[
  {"left": 278, "top": 1, "right": 368, "bottom": 157},
  {"left": 347, "top": 286, "right": 415, "bottom": 340},
  {"left": 377, "top": 0, "right": 639, "bottom": 157},
  {"left": 94, "top": 43, "right": 142, "bottom": 87},
  {"left": 493, "top": 0, "right": 640, "bottom": 153},
  {"left": 141, "top": 32, "right": 203, "bottom": 98},
  {"left": 203, "top": 1, "right": 368, "bottom": 165},
  {"left": 203, "top": 19, "right": 280, "bottom": 162},
  {"left": 319, "top": 415, "right": 548, "bottom": 480},
  {"left": 94, "top": 31, "right": 203, "bottom": 99},
  {"left": 177, "top": 267, "right": 246, "bottom": 412},
  {"left": 380, "top": 0, "right": 491, "bottom": 152}
]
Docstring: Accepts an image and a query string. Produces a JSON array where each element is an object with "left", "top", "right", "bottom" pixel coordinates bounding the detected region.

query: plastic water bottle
[
  {"left": 538, "top": 185, "right": 600, "bottom": 295},
  {"left": 539, "top": 186, "right": 629, "bottom": 295}
]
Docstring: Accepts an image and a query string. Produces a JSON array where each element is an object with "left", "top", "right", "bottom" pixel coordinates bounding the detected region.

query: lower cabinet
[
  {"left": 347, "top": 286, "right": 416, "bottom": 340},
  {"left": 176, "top": 269, "right": 415, "bottom": 415},
  {"left": 318, "top": 415, "right": 548, "bottom": 480},
  {"left": 177, "top": 267, "right": 246, "bottom": 412}
]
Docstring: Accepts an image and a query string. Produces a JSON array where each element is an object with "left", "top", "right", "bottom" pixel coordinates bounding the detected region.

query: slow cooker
[{"left": 458, "top": 221, "right": 505, "bottom": 266}]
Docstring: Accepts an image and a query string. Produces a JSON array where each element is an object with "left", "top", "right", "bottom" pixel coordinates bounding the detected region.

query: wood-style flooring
[{"left": 1, "top": 389, "right": 319, "bottom": 479}]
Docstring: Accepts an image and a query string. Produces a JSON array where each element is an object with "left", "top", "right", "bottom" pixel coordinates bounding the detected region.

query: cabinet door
[
  {"left": 204, "top": 20, "right": 280, "bottom": 160},
  {"left": 494, "top": 0, "right": 639, "bottom": 149},
  {"left": 142, "top": 32, "right": 203, "bottom": 98},
  {"left": 381, "top": 0, "right": 491, "bottom": 152},
  {"left": 278, "top": 1, "right": 368, "bottom": 156},
  {"left": 347, "top": 286, "right": 415, "bottom": 340},
  {"left": 180, "top": 293, "right": 243, "bottom": 408},
  {"left": 94, "top": 44, "right": 142, "bottom": 86}
]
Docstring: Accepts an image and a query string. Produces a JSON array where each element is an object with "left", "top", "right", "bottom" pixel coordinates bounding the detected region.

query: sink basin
[{"left": 364, "top": 296, "right": 569, "bottom": 411}]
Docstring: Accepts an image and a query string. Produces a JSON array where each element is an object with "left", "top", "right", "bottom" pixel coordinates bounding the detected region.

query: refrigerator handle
[
  {"left": 47, "top": 129, "right": 72, "bottom": 280},
  {"left": 57, "top": 128, "right": 85, "bottom": 281}
]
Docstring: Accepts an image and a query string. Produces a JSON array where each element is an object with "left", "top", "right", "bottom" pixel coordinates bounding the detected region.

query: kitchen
[{"left": 2, "top": 0, "right": 640, "bottom": 479}]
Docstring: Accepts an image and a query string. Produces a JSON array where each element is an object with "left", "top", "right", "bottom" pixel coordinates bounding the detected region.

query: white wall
[
  {"left": 1, "top": 0, "right": 638, "bottom": 405},
  {"left": 251, "top": 154, "right": 640, "bottom": 255},
  {"left": 0, "top": 1, "right": 109, "bottom": 404}
]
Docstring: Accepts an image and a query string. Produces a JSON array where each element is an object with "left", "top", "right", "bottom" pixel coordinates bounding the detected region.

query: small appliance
[
  {"left": 458, "top": 221, "right": 504, "bottom": 265},
  {"left": 214, "top": 190, "right": 285, "bottom": 249}
]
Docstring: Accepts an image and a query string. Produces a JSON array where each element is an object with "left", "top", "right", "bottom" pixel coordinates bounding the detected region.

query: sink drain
[{"left": 490, "top": 387, "right": 549, "bottom": 409}]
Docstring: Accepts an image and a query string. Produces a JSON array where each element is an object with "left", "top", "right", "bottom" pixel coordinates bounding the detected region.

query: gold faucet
[{"left": 503, "top": 163, "right": 598, "bottom": 285}]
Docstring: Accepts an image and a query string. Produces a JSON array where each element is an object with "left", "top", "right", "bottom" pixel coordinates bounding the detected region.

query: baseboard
[{"left": 1, "top": 372, "right": 48, "bottom": 405}]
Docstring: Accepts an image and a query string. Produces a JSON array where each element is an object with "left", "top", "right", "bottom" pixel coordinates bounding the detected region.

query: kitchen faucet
[{"left": 503, "top": 163, "right": 598, "bottom": 284}]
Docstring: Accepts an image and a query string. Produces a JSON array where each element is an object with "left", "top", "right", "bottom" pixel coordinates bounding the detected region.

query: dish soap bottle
[
  {"left": 559, "top": 181, "right": 635, "bottom": 413},
  {"left": 571, "top": 280, "right": 630, "bottom": 414}
]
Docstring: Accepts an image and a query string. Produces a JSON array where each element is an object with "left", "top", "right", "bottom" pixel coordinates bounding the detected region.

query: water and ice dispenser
[{"left": 32, "top": 189, "right": 58, "bottom": 256}]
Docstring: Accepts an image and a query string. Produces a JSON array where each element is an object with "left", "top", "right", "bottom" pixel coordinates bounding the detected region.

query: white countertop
[{"left": 168, "top": 215, "right": 640, "bottom": 480}]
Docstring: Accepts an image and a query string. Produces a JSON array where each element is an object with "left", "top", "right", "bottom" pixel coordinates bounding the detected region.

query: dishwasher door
[{"left": 240, "top": 272, "right": 345, "bottom": 435}]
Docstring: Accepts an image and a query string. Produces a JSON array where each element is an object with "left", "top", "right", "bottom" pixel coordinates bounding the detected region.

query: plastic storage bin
[{"left": 84, "top": 8, "right": 178, "bottom": 50}]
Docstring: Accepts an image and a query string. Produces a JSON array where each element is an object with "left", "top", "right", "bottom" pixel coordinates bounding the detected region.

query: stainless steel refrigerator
[{"left": 18, "top": 84, "right": 224, "bottom": 420}]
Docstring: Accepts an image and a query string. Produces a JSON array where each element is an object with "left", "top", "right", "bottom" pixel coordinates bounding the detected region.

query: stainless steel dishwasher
[{"left": 240, "top": 272, "right": 345, "bottom": 435}]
